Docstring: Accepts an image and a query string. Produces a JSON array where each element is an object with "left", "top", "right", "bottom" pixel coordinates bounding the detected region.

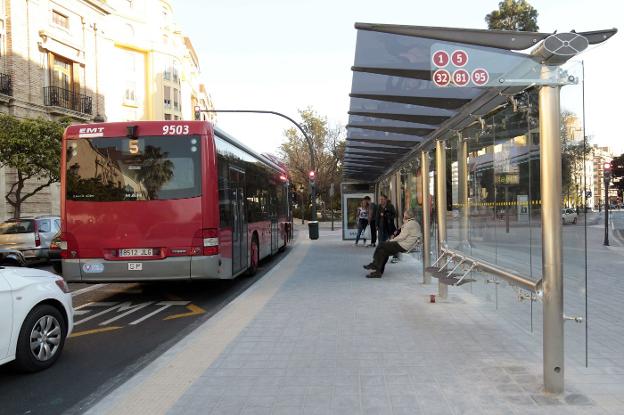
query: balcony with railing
[
  {"left": 0, "top": 73, "right": 11, "bottom": 96},
  {"left": 43, "top": 86, "right": 92, "bottom": 115}
]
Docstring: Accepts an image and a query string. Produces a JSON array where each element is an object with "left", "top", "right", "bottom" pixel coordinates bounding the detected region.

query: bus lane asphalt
[{"left": 0, "top": 248, "right": 290, "bottom": 415}]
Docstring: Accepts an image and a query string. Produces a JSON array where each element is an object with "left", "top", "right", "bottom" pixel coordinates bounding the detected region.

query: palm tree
[{"left": 136, "top": 146, "right": 174, "bottom": 199}]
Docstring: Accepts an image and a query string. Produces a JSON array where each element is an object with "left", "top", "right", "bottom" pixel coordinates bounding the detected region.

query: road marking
[
  {"left": 130, "top": 301, "right": 190, "bottom": 325},
  {"left": 69, "top": 326, "right": 123, "bottom": 338},
  {"left": 163, "top": 304, "right": 205, "bottom": 320},
  {"left": 71, "top": 284, "right": 108, "bottom": 298},
  {"left": 75, "top": 301, "right": 118, "bottom": 310},
  {"left": 98, "top": 302, "right": 154, "bottom": 326}
]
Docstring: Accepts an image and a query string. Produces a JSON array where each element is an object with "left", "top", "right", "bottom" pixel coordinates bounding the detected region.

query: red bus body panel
[{"left": 61, "top": 121, "right": 289, "bottom": 282}]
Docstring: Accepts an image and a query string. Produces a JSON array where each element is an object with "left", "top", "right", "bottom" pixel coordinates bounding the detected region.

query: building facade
[
  {"left": 0, "top": 0, "right": 112, "bottom": 220},
  {"left": 101, "top": 0, "right": 214, "bottom": 123},
  {"left": 591, "top": 145, "right": 615, "bottom": 209},
  {"left": 0, "top": 0, "right": 214, "bottom": 220}
]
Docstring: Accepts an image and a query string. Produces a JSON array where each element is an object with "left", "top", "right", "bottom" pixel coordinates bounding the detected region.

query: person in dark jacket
[
  {"left": 376, "top": 194, "right": 396, "bottom": 243},
  {"left": 364, "top": 196, "right": 377, "bottom": 247}
]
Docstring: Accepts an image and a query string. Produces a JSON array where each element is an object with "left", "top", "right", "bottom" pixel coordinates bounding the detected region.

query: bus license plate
[
  {"left": 128, "top": 263, "right": 143, "bottom": 271},
  {"left": 119, "top": 248, "right": 153, "bottom": 257}
]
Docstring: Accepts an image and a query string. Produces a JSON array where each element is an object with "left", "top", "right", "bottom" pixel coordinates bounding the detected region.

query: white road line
[{"left": 71, "top": 283, "right": 108, "bottom": 298}]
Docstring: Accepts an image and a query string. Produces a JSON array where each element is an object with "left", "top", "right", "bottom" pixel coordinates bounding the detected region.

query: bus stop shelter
[{"left": 344, "top": 23, "right": 616, "bottom": 394}]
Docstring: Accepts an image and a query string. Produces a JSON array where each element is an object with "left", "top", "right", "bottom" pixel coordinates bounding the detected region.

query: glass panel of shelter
[{"left": 558, "top": 61, "right": 588, "bottom": 366}]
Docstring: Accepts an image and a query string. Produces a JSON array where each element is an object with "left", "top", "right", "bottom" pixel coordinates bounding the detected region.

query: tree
[
  {"left": 485, "top": 0, "right": 539, "bottom": 32},
  {"left": 560, "top": 111, "right": 590, "bottom": 208},
  {"left": 279, "top": 108, "right": 345, "bottom": 218},
  {"left": 135, "top": 146, "right": 174, "bottom": 199},
  {"left": 611, "top": 153, "right": 624, "bottom": 201},
  {"left": 0, "top": 114, "right": 68, "bottom": 218}
]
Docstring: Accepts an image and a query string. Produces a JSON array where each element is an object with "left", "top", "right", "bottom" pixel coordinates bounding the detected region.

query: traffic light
[{"left": 604, "top": 162, "right": 611, "bottom": 180}]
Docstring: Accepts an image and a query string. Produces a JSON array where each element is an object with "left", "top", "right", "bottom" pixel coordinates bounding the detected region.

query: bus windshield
[{"left": 66, "top": 135, "right": 201, "bottom": 202}]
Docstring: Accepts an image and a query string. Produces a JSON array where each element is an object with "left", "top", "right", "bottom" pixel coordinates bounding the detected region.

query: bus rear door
[{"left": 229, "top": 167, "right": 247, "bottom": 275}]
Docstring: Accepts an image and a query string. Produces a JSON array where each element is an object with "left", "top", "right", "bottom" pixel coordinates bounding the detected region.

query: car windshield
[
  {"left": 0, "top": 220, "right": 35, "bottom": 234},
  {"left": 65, "top": 135, "right": 202, "bottom": 201}
]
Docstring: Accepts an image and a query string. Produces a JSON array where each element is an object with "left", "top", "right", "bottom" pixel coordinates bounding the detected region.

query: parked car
[
  {"left": 0, "top": 216, "right": 61, "bottom": 263},
  {"left": 0, "top": 248, "right": 26, "bottom": 267},
  {"left": 49, "top": 230, "right": 62, "bottom": 274},
  {"left": 0, "top": 266, "right": 73, "bottom": 371},
  {"left": 561, "top": 208, "right": 578, "bottom": 224}
]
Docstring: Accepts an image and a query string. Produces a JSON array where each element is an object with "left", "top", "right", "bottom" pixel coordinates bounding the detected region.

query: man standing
[
  {"left": 376, "top": 194, "right": 396, "bottom": 243},
  {"left": 364, "top": 196, "right": 377, "bottom": 247}
]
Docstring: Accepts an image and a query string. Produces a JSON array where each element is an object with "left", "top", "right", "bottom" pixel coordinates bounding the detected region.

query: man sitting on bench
[{"left": 363, "top": 208, "right": 422, "bottom": 278}]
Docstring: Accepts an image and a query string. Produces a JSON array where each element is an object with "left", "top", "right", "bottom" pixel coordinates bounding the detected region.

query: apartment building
[
  {"left": 0, "top": 0, "right": 112, "bottom": 220},
  {"left": 101, "top": 0, "right": 214, "bottom": 122},
  {"left": 0, "top": 0, "right": 214, "bottom": 220}
]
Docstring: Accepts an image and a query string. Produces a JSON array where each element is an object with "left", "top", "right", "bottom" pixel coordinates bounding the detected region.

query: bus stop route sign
[{"left": 433, "top": 49, "right": 488, "bottom": 87}]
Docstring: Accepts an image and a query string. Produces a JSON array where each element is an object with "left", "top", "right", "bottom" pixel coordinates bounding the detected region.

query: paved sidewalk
[{"left": 86, "top": 227, "right": 624, "bottom": 415}]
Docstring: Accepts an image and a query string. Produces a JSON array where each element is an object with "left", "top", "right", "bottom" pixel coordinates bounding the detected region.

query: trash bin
[{"left": 308, "top": 221, "right": 319, "bottom": 240}]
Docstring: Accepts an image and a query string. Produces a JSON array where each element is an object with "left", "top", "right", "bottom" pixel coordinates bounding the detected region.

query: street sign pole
[
  {"left": 604, "top": 173, "right": 610, "bottom": 246},
  {"left": 330, "top": 183, "right": 335, "bottom": 231}
]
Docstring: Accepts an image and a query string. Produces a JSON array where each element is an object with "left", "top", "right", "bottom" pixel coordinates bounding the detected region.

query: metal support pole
[
  {"left": 331, "top": 198, "right": 334, "bottom": 231},
  {"left": 539, "top": 67, "right": 564, "bottom": 394},
  {"left": 457, "top": 134, "right": 470, "bottom": 248},
  {"left": 505, "top": 186, "right": 510, "bottom": 234},
  {"left": 604, "top": 178, "right": 610, "bottom": 246},
  {"left": 435, "top": 140, "right": 448, "bottom": 299},
  {"left": 311, "top": 181, "right": 316, "bottom": 222},
  {"left": 421, "top": 151, "right": 431, "bottom": 284},
  {"left": 300, "top": 188, "right": 305, "bottom": 224}
]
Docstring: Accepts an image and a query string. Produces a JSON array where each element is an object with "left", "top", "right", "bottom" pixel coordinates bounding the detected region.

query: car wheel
[
  {"left": 246, "top": 236, "right": 259, "bottom": 276},
  {"left": 52, "top": 262, "right": 62, "bottom": 275},
  {"left": 14, "top": 304, "right": 67, "bottom": 372}
]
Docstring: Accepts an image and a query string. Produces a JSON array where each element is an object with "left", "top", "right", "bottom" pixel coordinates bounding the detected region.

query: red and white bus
[{"left": 60, "top": 121, "right": 291, "bottom": 282}]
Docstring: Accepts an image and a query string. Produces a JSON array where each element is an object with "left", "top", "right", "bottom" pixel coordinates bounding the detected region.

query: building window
[
  {"left": 173, "top": 88, "right": 180, "bottom": 111},
  {"left": 124, "top": 24, "right": 135, "bottom": 39},
  {"left": 50, "top": 53, "right": 74, "bottom": 91},
  {"left": 52, "top": 10, "right": 69, "bottom": 30},
  {"left": 121, "top": 49, "right": 141, "bottom": 106},
  {"left": 164, "top": 86, "right": 171, "bottom": 108},
  {"left": 161, "top": 5, "right": 170, "bottom": 27},
  {"left": 0, "top": 19, "right": 5, "bottom": 59},
  {"left": 164, "top": 113, "right": 172, "bottom": 120},
  {"left": 45, "top": 52, "right": 91, "bottom": 114},
  {"left": 124, "top": 81, "right": 136, "bottom": 103}
]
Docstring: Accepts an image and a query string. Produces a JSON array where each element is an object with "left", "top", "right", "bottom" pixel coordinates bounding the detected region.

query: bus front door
[{"left": 229, "top": 167, "right": 248, "bottom": 275}]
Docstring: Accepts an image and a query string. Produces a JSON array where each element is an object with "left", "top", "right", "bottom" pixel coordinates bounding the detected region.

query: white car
[
  {"left": 0, "top": 266, "right": 73, "bottom": 372},
  {"left": 562, "top": 208, "right": 578, "bottom": 224}
]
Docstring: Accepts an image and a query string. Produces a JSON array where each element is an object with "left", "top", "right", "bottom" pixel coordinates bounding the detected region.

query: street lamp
[
  {"left": 603, "top": 162, "right": 611, "bottom": 246},
  {"left": 194, "top": 108, "right": 318, "bottom": 224},
  {"left": 308, "top": 170, "right": 316, "bottom": 223}
]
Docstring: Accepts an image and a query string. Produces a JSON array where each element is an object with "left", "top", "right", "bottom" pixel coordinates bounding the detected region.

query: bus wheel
[{"left": 247, "top": 236, "right": 259, "bottom": 276}]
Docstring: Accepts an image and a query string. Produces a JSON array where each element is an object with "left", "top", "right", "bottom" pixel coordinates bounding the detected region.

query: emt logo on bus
[{"left": 78, "top": 127, "right": 105, "bottom": 138}]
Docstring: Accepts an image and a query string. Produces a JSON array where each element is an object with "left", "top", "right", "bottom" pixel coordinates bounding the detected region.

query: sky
[{"left": 175, "top": 0, "right": 624, "bottom": 156}]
